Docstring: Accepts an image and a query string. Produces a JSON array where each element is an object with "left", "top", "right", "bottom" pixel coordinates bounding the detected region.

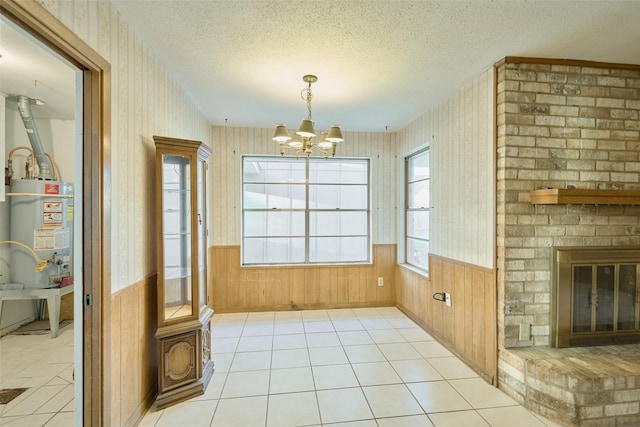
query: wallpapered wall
[
  {"left": 37, "top": 0, "right": 212, "bottom": 292},
  {"left": 210, "top": 126, "right": 398, "bottom": 246},
  {"left": 397, "top": 68, "right": 495, "bottom": 268}
]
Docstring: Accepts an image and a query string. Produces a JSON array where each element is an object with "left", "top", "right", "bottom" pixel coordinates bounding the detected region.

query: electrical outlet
[
  {"left": 377, "top": 277, "right": 384, "bottom": 287},
  {"left": 444, "top": 292, "right": 451, "bottom": 307}
]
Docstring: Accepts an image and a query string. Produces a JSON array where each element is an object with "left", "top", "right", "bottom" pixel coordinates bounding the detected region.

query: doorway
[{"left": 0, "top": 1, "right": 110, "bottom": 425}]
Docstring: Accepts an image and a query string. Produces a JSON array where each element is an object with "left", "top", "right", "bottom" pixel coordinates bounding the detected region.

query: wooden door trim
[{"left": 0, "top": 1, "right": 111, "bottom": 425}]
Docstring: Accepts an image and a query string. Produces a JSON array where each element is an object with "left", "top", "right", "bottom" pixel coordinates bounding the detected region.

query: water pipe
[{"left": 0, "top": 240, "right": 49, "bottom": 271}]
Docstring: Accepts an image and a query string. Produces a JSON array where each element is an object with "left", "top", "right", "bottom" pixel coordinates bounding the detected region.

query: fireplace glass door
[{"left": 554, "top": 248, "right": 640, "bottom": 347}]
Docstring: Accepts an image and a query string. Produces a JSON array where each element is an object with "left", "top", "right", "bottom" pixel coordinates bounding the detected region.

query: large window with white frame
[
  {"left": 242, "top": 156, "right": 370, "bottom": 265},
  {"left": 405, "top": 148, "right": 429, "bottom": 271}
]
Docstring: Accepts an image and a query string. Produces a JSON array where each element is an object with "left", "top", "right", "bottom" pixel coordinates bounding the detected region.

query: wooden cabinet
[{"left": 153, "top": 135, "right": 214, "bottom": 409}]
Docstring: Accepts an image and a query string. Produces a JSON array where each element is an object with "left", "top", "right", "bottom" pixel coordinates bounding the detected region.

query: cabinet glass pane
[
  {"left": 198, "top": 160, "right": 206, "bottom": 311},
  {"left": 162, "top": 154, "right": 192, "bottom": 320}
]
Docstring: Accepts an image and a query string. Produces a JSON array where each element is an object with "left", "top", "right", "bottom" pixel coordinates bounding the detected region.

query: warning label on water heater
[
  {"left": 43, "top": 201, "right": 63, "bottom": 227},
  {"left": 34, "top": 228, "right": 70, "bottom": 250}
]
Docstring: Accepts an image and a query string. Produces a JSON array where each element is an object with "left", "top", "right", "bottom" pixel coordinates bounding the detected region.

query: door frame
[{"left": 0, "top": 1, "right": 111, "bottom": 424}]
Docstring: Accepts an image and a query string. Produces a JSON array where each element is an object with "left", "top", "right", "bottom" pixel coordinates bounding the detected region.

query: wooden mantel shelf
[{"left": 530, "top": 188, "right": 640, "bottom": 205}]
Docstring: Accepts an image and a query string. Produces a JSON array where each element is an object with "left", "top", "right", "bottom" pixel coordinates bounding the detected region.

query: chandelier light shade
[{"left": 272, "top": 74, "right": 344, "bottom": 158}]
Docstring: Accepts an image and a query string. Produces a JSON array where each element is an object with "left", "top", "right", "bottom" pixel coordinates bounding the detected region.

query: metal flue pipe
[{"left": 16, "top": 95, "right": 53, "bottom": 180}]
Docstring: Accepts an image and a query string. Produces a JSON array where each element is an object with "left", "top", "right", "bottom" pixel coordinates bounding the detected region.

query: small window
[
  {"left": 405, "top": 148, "right": 429, "bottom": 271},
  {"left": 242, "top": 156, "right": 370, "bottom": 265}
]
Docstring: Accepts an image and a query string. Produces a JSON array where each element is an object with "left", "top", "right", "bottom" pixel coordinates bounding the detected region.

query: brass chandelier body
[{"left": 272, "top": 75, "right": 344, "bottom": 158}]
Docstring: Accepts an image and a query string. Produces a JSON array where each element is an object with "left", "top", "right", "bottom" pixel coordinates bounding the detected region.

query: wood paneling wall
[
  {"left": 209, "top": 244, "right": 396, "bottom": 312},
  {"left": 110, "top": 275, "right": 157, "bottom": 427},
  {"left": 396, "top": 255, "right": 497, "bottom": 383}
]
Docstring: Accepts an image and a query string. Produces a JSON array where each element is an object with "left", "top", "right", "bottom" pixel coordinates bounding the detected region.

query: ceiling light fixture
[{"left": 272, "top": 74, "right": 344, "bottom": 159}]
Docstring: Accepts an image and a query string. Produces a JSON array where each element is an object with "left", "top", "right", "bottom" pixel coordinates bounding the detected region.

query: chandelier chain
[{"left": 301, "top": 84, "right": 313, "bottom": 120}]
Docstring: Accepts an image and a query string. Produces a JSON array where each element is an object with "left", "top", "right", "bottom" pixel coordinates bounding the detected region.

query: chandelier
[{"left": 272, "top": 74, "right": 344, "bottom": 158}]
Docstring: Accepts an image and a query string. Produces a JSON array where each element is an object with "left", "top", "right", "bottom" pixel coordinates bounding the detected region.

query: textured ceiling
[{"left": 110, "top": 0, "right": 640, "bottom": 132}]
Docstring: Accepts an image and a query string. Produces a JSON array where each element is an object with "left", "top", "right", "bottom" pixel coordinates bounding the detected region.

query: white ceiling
[
  {"left": 0, "top": 16, "right": 77, "bottom": 120},
  {"left": 2, "top": 1, "right": 639, "bottom": 132}
]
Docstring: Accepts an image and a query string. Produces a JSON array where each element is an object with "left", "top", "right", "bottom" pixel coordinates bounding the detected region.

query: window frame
[
  {"left": 241, "top": 155, "right": 371, "bottom": 266},
  {"left": 399, "top": 145, "right": 430, "bottom": 275}
]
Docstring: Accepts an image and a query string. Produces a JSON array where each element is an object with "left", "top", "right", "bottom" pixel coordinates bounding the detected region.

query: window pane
[
  {"left": 309, "top": 236, "right": 368, "bottom": 263},
  {"left": 407, "top": 180, "right": 429, "bottom": 209},
  {"left": 408, "top": 150, "right": 429, "bottom": 182},
  {"left": 309, "top": 184, "right": 367, "bottom": 209},
  {"left": 596, "top": 265, "right": 615, "bottom": 332},
  {"left": 243, "top": 183, "right": 305, "bottom": 209},
  {"left": 243, "top": 237, "right": 305, "bottom": 264},
  {"left": 310, "top": 159, "right": 368, "bottom": 184},
  {"left": 572, "top": 266, "right": 592, "bottom": 333},
  {"left": 407, "top": 238, "right": 429, "bottom": 270},
  {"left": 407, "top": 211, "right": 429, "bottom": 239},
  {"left": 244, "top": 211, "right": 305, "bottom": 237},
  {"left": 244, "top": 157, "right": 306, "bottom": 183},
  {"left": 309, "top": 211, "right": 367, "bottom": 236}
]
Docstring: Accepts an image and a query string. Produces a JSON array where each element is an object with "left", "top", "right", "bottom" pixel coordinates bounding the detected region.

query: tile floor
[
  {"left": 0, "top": 322, "right": 75, "bottom": 426},
  {"left": 141, "top": 307, "right": 561, "bottom": 427}
]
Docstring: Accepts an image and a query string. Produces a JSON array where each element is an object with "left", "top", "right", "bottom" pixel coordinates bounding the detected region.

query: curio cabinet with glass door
[{"left": 153, "top": 135, "right": 213, "bottom": 409}]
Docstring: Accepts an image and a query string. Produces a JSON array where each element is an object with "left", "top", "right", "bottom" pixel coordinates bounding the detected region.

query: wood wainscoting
[
  {"left": 110, "top": 275, "right": 158, "bottom": 427},
  {"left": 396, "top": 255, "right": 497, "bottom": 383},
  {"left": 209, "top": 244, "right": 396, "bottom": 312}
]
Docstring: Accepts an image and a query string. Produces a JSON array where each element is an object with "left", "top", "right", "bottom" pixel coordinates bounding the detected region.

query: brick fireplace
[{"left": 495, "top": 58, "right": 640, "bottom": 425}]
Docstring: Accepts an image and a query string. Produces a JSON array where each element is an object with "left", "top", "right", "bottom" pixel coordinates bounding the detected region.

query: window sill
[{"left": 399, "top": 263, "right": 429, "bottom": 280}]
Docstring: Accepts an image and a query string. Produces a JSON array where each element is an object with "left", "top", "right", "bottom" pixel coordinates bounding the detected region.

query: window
[
  {"left": 405, "top": 148, "right": 429, "bottom": 271},
  {"left": 242, "top": 156, "right": 370, "bottom": 265}
]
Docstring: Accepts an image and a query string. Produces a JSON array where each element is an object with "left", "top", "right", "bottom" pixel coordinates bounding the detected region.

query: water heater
[{"left": 10, "top": 179, "right": 74, "bottom": 289}]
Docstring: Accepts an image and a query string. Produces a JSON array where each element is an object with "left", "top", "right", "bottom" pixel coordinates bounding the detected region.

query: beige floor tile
[
  {"left": 211, "top": 337, "right": 239, "bottom": 354},
  {"left": 344, "top": 344, "right": 386, "bottom": 363},
  {"left": 301, "top": 310, "right": 330, "bottom": 321},
  {"left": 0, "top": 413, "right": 53, "bottom": 426},
  {"left": 269, "top": 367, "right": 314, "bottom": 394},
  {"left": 211, "top": 395, "right": 267, "bottom": 427},
  {"left": 410, "top": 341, "right": 454, "bottom": 358},
  {"left": 211, "top": 324, "right": 244, "bottom": 338},
  {"left": 221, "top": 370, "right": 270, "bottom": 398},
  {"left": 312, "top": 364, "right": 359, "bottom": 390},
  {"left": 378, "top": 342, "right": 422, "bottom": 360},
  {"left": 304, "top": 320, "right": 335, "bottom": 333},
  {"left": 271, "top": 348, "right": 310, "bottom": 369},
  {"left": 309, "top": 346, "right": 349, "bottom": 365},
  {"left": 155, "top": 400, "right": 216, "bottom": 427},
  {"left": 2, "top": 385, "right": 66, "bottom": 417},
  {"left": 477, "top": 406, "right": 549, "bottom": 427},
  {"left": 273, "top": 321, "right": 304, "bottom": 335},
  {"left": 377, "top": 414, "right": 435, "bottom": 427},
  {"left": 338, "top": 331, "right": 374, "bottom": 346},
  {"left": 407, "top": 381, "right": 472, "bottom": 413},
  {"left": 327, "top": 309, "right": 357, "bottom": 319},
  {"left": 427, "top": 357, "right": 479, "bottom": 380},
  {"left": 35, "top": 384, "right": 74, "bottom": 414},
  {"left": 230, "top": 350, "right": 272, "bottom": 371},
  {"left": 192, "top": 372, "right": 227, "bottom": 401},
  {"left": 320, "top": 420, "right": 377, "bottom": 427},
  {"left": 274, "top": 311, "right": 302, "bottom": 321},
  {"left": 316, "top": 387, "right": 373, "bottom": 424},
  {"left": 42, "top": 411, "right": 74, "bottom": 427},
  {"left": 368, "top": 329, "right": 405, "bottom": 344},
  {"left": 390, "top": 359, "right": 443, "bottom": 383},
  {"left": 236, "top": 335, "right": 272, "bottom": 352},
  {"left": 306, "top": 331, "right": 341, "bottom": 347},
  {"left": 386, "top": 317, "right": 420, "bottom": 329},
  {"left": 137, "top": 408, "right": 163, "bottom": 427},
  {"left": 266, "top": 391, "right": 320, "bottom": 427},
  {"left": 242, "top": 323, "right": 274, "bottom": 337},
  {"left": 360, "top": 318, "right": 394, "bottom": 331},
  {"left": 362, "top": 384, "right": 423, "bottom": 418},
  {"left": 428, "top": 410, "right": 490, "bottom": 426},
  {"left": 397, "top": 327, "right": 434, "bottom": 342},
  {"left": 450, "top": 378, "right": 518, "bottom": 409},
  {"left": 332, "top": 319, "right": 366, "bottom": 331},
  {"left": 272, "top": 333, "right": 307, "bottom": 350},
  {"left": 211, "top": 353, "right": 234, "bottom": 373},
  {"left": 352, "top": 361, "right": 403, "bottom": 386}
]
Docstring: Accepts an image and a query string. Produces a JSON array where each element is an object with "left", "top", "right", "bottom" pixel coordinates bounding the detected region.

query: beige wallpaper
[
  {"left": 210, "top": 126, "right": 398, "bottom": 246},
  {"left": 37, "top": 0, "right": 212, "bottom": 292},
  {"left": 397, "top": 68, "right": 495, "bottom": 268}
]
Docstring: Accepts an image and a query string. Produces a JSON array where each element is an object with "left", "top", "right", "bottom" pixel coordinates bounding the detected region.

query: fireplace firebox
[{"left": 552, "top": 247, "right": 640, "bottom": 348}]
